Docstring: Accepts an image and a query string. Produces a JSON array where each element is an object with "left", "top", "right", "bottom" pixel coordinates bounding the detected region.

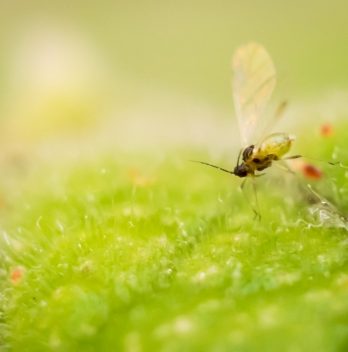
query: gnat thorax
[{"left": 242, "top": 145, "right": 254, "bottom": 161}]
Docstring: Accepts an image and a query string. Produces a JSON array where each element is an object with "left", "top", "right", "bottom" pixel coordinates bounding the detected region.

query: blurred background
[{"left": 0, "top": 0, "right": 347, "bottom": 157}]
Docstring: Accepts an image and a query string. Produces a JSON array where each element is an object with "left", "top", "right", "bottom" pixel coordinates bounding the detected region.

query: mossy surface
[{"left": 0, "top": 124, "right": 348, "bottom": 351}]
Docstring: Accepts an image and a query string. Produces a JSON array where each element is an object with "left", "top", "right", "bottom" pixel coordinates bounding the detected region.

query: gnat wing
[{"left": 232, "top": 42, "right": 276, "bottom": 147}]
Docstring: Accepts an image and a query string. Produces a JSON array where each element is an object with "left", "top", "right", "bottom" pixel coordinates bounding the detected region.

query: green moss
[{"left": 0, "top": 126, "right": 348, "bottom": 351}]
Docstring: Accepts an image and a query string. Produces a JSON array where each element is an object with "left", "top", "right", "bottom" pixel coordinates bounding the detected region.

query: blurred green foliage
[{"left": 1, "top": 0, "right": 348, "bottom": 107}]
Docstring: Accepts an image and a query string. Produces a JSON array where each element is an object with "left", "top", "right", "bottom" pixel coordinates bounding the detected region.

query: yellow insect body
[
  {"left": 255, "top": 133, "right": 294, "bottom": 160},
  {"left": 236, "top": 133, "right": 295, "bottom": 176}
]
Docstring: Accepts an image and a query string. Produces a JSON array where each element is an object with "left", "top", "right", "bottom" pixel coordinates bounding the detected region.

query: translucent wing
[{"left": 232, "top": 42, "right": 276, "bottom": 147}]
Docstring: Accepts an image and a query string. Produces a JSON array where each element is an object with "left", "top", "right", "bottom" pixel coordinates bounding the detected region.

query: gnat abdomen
[{"left": 256, "top": 133, "right": 295, "bottom": 159}]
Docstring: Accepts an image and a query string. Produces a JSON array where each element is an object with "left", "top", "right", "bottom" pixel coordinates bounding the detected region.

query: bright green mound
[{"left": 1, "top": 128, "right": 348, "bottom": 351}]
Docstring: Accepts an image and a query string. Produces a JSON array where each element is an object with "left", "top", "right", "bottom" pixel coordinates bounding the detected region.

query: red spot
[
  {"left": 10, "top": 267, "right": 24, "bottom": 284},
  {"left": 302, "top": 164, "right": 323, "bottom": 180},
  {"left": 320, "top": 123, "right": 333, "bottom": 137}
]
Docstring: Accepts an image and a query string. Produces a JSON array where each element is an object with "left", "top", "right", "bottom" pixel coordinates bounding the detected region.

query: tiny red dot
[
  {"left": 10, "top": 268, "right": 23, "bottom": 284},
  {"left": 320, "top": 123, "right": 333, "bottom": 137},
  {"left": 302, "top": 164, "right": 323, "bottom": 180}
]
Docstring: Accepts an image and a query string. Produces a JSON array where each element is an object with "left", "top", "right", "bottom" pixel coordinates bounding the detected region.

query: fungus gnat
[{"left": 192, "top": 43, "right": 305, "bottom": 217}]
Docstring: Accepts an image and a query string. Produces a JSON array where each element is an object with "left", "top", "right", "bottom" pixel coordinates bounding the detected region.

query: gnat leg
[
  {"left": 240, "top": 178, "right": 247, "bottom": 190},
  {"left": 251, "top": 177, "right": 261, "bottom": 221},
  {"left": 282, "top": 155, "right": 302, "bottom": 160},
  {"left": 240, "top": 177, "right": 261, "bottom": 220},
  {"left": 283, "top": 154, "right": 342, "bottom": 167}
]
